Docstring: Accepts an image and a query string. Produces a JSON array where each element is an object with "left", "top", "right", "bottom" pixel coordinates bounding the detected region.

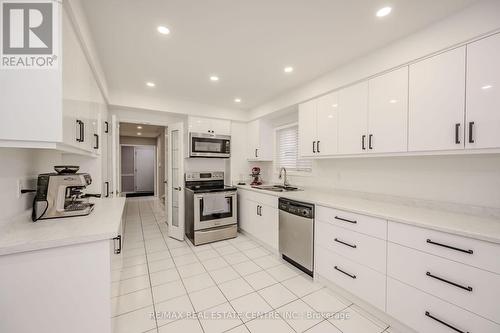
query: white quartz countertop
[
  {"left": 236, "top": 185, "right": 500, "bottom": 244},
  {"left": 0, "top": 197, "right": 126, "bottom": 256}
]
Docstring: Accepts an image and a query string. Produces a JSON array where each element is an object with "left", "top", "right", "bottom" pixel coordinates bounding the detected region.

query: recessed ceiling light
[
  {"left": 389, "top": 99, "right": 398, "bottom": 104},
  {"left": 137, "top": 126, "right": 143, "bottom": 129},
  {"left": 284, "top": 66, "right": 294, "bottom": 73},
  {"left": 331, "top": 103, "right": 338, "bottom": 108},
  {"left": 146, "top": 82, "right": 155, "bottom": 87},
  {"left": 210, "top": 76, "right": 219, "bottom": 82},
  {"left": 137, "top": 132, "right": 142, "bottom": 136},
  {"left": 482, "top": 85, "right": 493, "bottom": 90},
  {"left": 376, "top": 6, "right": 392, "bottom": 17},
  {"left": 234, "top": 98, "right": 241, "bottom": 103},
  {"left": 157, "top": 26, "right": 170, "bottom": 35},
  {"left": 328, "top": 115, "right": 334, "bottom": 119}
]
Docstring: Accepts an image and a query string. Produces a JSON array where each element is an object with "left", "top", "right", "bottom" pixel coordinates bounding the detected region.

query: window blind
[{"left": 275, "top": 125, "right": 312, "bottom": 172}]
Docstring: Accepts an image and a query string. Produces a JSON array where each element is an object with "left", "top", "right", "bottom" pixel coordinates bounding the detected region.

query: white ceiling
[
  {"left": 81, "top": 0, "right": 478, "bottom": 111},
  {"left": 120, "top": 122, "right": 164, "bottom": 138}
]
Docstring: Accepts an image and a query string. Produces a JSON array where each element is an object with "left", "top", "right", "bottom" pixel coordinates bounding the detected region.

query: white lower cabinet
[
  {"left": 315, "top": 246, "right": 386, "bottom": 311},
  {"left": 238, "top": 190, "right": 278, "bottom": 251},
  {"left": 387, "top": 277, "right": 500, "bottom": 333},
  {"left": 388, "top": 242, "right": 500, "bottom": 324}
]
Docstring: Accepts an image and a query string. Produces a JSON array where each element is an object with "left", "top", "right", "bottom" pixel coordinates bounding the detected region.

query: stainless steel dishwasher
[{"left": 279, "top": 198, "right": 314, "bottom": 276}]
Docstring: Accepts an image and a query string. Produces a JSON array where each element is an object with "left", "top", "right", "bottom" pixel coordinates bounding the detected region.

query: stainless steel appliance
[
  {"left": 189, "top": 133, "right": 231, "bottom": 158},
  {"left": 279, "top": 198, "right": 314, "bottom": 276},
  {"left": 32, "top": 166, "right": 101, "bottom": 221},
  {"left": 185, "top": 171, "right": 237, "bottom": 245}
]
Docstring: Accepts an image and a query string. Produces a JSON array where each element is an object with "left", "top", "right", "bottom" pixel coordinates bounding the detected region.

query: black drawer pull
[
  {"left": 334, "top": 266, "right": 356, "bottom": 279},
  {"left": 426, "top": 239, "right": 473, "bottom": 254},
  {"left": 334, "top": 216, "right": 357, "bottom": 224},
  {"left": 426, "top": 272, "right": 473, "bottom": 292},
  {"left": 334, "top": 238, "right": 357, "bottom": 248},
  {"left": 104, "top": 121, "right": 109, "bottom": 133},
  {"left": 425, "top": 311, "right": 469, "bottom": 333},
  {"left": 468, "top": 121, "right": 474, "bottom": 144}
]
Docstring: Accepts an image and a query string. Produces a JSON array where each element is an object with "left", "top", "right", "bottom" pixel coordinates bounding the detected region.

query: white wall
[{"left": 249, "top": 0, "right": 500, "bottom": 120}]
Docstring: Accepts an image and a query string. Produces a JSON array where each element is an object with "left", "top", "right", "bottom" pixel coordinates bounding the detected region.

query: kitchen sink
[{"left": 251, "top": 184, "right": 301, "bottom": 192}]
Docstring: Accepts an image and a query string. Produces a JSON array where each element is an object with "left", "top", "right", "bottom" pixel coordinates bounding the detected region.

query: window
[{"left": 275, "top": 124, "right": 312, "bottom": 173}]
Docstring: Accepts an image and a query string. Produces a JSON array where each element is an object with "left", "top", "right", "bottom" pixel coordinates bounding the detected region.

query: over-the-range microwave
[{"left": 189, "top": 132, "right": 231, "bottom": 158}]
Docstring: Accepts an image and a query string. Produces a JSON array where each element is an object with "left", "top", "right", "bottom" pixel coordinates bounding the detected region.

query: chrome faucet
[{"left": 279, "top": 167, "right": 290, "bottom": 187}]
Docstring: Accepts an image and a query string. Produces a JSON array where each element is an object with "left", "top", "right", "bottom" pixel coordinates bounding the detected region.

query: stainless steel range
[{"left": 184, "top": 171, "right": 238, "bottom": 245}]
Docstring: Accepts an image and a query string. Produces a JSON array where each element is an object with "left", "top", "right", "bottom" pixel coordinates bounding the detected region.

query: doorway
[{"left": 119, "top": 122, "right": 167, "bottom": 198}]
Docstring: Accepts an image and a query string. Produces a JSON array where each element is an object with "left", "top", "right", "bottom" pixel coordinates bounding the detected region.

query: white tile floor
[{"left": 111, "top": 197, "right": 395, "bottom": 333}]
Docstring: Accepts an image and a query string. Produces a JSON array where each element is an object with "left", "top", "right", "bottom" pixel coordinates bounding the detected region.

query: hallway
[{"left": 111, "top": 197, "right": 392, "bottom": 333}]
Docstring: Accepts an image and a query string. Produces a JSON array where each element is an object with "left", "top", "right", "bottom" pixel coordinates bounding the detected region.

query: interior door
[
  {"left": 167, "top": 122, "right": 185, "bottom": 240},
  {"left": 135, "top": 146, "right": 155, "bottom": 192}
]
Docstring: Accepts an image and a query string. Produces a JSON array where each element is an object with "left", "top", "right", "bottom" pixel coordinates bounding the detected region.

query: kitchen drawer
[
  {"left": 315, "top": 221, "right": 386, "bottom": 274},
  {"left": 387, "top": 277, "right": 500, "bottom": 333},
  {"left": 388, "top": 221, "right": 500, "bottom": 274},
  {"left": 388, "top": 242, "right": 500, "bottom": 324},
  {"left": 315, "top": 246, "right": 386, "bottom": 311},
  {"left": 316, "top": 206, "right": 387, "bottom": 240},
  {"left": 239, "top": 189, "right": 278, "bottom": 209}
]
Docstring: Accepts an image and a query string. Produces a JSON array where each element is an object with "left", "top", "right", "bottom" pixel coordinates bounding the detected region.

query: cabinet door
[
  {"left": 368, "top": 67, "right": 409, "bottom": 153},
  {"left": 409, "top": 47, "right": 466, "bottom": 152},
  {"left": 466, "top": 34, "right": 500, "bottom": 149},
  {"left": 316, "top": 92, "right": 339, "bottom": 156},
  {"left": 188, "top": 117, "right": 211, "bottom": 133},
  {"left": 247, "top": 120, "right": 260, "bottom": 159},
  {"left": 298, "top": 99, "right": 317, "bottom": 157},
  {"left": 210, "top": 119, "right": 231, "bottom": 136},
  {"left": 239, "top": 198, "right": 256, "bottom": 235},
  {"left": 258, "top": 204, "right": 278, "bottom": 251},
  {"left": 338, "top": 82, "right": 368, "bottom": 155}
]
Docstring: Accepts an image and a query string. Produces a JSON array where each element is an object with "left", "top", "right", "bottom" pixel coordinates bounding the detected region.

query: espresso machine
[{"left": 32, "top": 166, "right": 100, "bottom": 221}]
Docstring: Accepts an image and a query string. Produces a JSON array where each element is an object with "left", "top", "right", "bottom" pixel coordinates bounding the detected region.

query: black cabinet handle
[
  {"left": 317, "top": 141, "right": 321, "bottom": 153},
  {"left": 105, "top": 181, "right": 110, "bottom": 198},
  {"left": 468, "top": 122, "right": 474, "bottom": 144},
  {"left": 255, "top": 149, "right": 258, "bottom": 158},
  {"left": 425, "top": 311, "right": 469, "bottom": 333},
  {"left": 256, "top": 205, "right": 259, "bottom": 216},
  {"left": 334, "top": 266, "right": 356, "bottom": 279},
  {"left": 258, "top": 205, "right": 262, "bottom": 216},
  {"left": 76, "top": 120, "right": 84, "bottom": 142},
  {"left": 94, "top": 134, "right": 99, "bottom": 149},
  {"left": 368, "top": 134, "right": 373, "bottom": 150},
  {"left": 113, "top": 235, "right": 122, "bottom": 254},
  {"left": 81, "top": 121, "right": 85, "bottom": 142},
  {"left": 362, "top": 135, "right": 366, "bottom": 150},
  {"left": 334, "top": 216, "right": 357, "bottom": 224},
  {"left": 426, "top": 271, "right": 473, "bottom": 292},
  {"left": 312, "top": 141, "right": 316, "bottom": 153},
  {"left": 334, "top": 238, "right": 357, "bottom": 248},
  {"left": 455, "top": 123, "right": 461, "bottom": 144},
  {"left": 104, "top": 121, "right": 109, "bottom": 133},
  {"left": 426, "top": 239, "right": 473, "bottom": 254}
]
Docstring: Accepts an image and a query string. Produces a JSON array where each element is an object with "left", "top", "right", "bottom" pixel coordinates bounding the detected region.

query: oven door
[
  {"left": 190, "top": 133, "right": 231, "bottom": 158},
  {"left": 194, "top": 191, "right": 237, "bottom": 230}
]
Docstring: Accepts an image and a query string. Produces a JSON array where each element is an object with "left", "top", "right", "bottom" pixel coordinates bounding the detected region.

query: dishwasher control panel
[{"left": 279, "top": 198, "right": 314, "bottom": 219}]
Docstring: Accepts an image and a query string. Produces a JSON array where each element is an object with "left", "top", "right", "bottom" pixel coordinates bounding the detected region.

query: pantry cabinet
[
  {"left": 188, "top": 116, "right": 231, "bottom": 135},
  {"left": 247, "top": 119, "right": 273, "bottom": 161},
  {"left": 298, "top": 92, "right": 338, "bottom": 157},
  {"left": 338, "top": 82, "right": 369, "bottom": 155},
  {"left": 466, "top": 33, "right": 500, "bottom": 149},
  {"left": 367, "top": 67, "right": 408, "bottom": 153},
  {"left": 408, "top": 47, "right": 466, "bottom": 152}
]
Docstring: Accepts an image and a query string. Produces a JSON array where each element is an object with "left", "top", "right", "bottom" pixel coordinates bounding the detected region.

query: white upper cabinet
[
  {"left": 466, "top": 33, "right": 500, "bottom": 149},
  {"left": 408, "top": 47, "right": 466, "bottom": 152},
  {"left": 247, "top": 119, "right": 273, "bottom": 161},
  {"left": 188, "top": 116, "right": 231, "bottom": 136},
  {"left": 367, "top": 67, "right": 409, "bottom": 153},
  {"left": 316, "top": 92, "right": 339, "bottom": 156},
  {"left": 338, "top": 82, "right": 369, "bottom": 155},
  {"left": 298, "top": 92, "right": 338, "bottom": 157},
  {"left": 298, "top": 99, "right": 317, "bottom": 157}
]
